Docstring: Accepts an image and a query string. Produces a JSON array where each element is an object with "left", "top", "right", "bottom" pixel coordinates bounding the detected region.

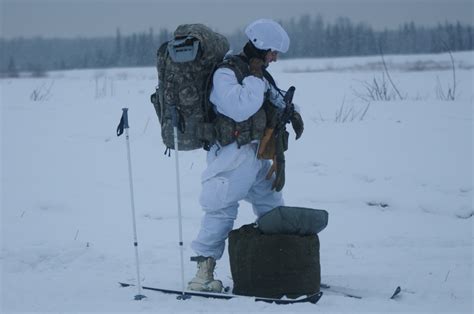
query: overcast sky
[{"left": 1, "top": 0, "right": 473, "bottom": 39}]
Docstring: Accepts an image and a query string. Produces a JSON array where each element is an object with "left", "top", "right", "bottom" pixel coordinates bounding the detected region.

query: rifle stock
[
  {"left": 258, "top": 127, "right": 275, "bottom": 159},
  {"left": 258, "top": 86, "right": 296, "bottom": 160}
]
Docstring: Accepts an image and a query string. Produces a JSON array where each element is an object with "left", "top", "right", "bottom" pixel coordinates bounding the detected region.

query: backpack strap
[
  {"left": 210, "top": 55, "right": 270, "bottom": 148},
  {"left": 218, "top": 55, "right": 285, "bottom": 98},
  {"left": 217, "top": 55, "right": 250, "bottom": 84},
  {"left": 263, "top": 69, "right": 285, "bottom": 97},
  {"left": 203, "top": 55, "right": 249, "bottom": 124}
]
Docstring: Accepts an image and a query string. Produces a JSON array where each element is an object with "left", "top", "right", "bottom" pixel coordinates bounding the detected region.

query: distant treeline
[{"left": 1, "top": 15, "right": 473, "bottom": 75}]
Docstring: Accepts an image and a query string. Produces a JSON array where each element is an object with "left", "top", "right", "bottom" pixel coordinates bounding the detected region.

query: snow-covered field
[{"left": 1, "top": 51, "right": 473, "bottom": 313}]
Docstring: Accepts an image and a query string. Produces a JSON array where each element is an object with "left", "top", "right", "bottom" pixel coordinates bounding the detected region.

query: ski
[
  {"left": 321, "top": 283, "right": 401, "bottom": 300},
  {"left": 320, "top": 283, "right": 362, "bottom": 299},
  {"left": 119, "top": 282, "right": 323, "bottom": 304}
]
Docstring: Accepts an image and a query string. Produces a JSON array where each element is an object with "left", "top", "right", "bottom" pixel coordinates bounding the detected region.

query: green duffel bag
[{"left": 228, "top": 224, "right": 320, "bottom": 299}]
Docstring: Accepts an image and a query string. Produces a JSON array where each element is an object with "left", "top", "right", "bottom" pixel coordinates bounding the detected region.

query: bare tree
[
  {"left": 379, "top": 44, "right": 405, "bottom": 100},
  {"left": 335, "top": 96, "right": 371, "bottom": 123},
  {"left": 353, "top": 73, "right": 396, "bottom": 102},
  {"left": 435, "top": 42, "right": 456, "bottom": 101},
  {"left": 30, "top": 81, "right": 55, "bottom": 101}
]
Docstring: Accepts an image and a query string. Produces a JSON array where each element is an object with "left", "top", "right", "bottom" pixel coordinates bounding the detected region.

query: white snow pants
[{"left": 191, "top": 142, "right": 284, "bottom": 260}]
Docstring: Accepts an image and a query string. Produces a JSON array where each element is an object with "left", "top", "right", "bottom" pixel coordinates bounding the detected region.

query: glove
[
  {"left": 273, "top": 158, "right": 285, "bottom": 192},
  {"left": 290, "top": 110, "right": 304, "bottom": 140},
  {"left": 265, "top": 128, "right": 287, "bottom": 191},
  {"left": 249, "top": 58, "right": 264, "bottom": 79},
  {"left": 266, "top": 156, "right": 285, "bottom": 192}
]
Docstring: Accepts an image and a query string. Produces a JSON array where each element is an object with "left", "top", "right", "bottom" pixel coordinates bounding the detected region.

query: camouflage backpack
[{"left": 151, "top": 24, "right": 229, "bottom": 151}]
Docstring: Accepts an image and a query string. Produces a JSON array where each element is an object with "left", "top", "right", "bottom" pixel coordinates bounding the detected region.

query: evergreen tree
[
  {"left": 29, "top": 63, "right": 47, "bottom": 77},
  {"left": 7, "top": 56, "right": 19, "bottom": 77},
  {"left": 1, "top": 17, "right": 472, "bottom": 72},
  {"left": 115, "top": 28, "right": 123, "bottom": 66}
]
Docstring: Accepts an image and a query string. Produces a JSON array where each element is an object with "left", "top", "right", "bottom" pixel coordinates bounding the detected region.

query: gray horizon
[{"left": 1, "top": 0, "right": 473, "bottom": 39}]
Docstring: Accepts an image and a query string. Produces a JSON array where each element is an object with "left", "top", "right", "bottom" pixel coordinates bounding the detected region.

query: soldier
[{"left": 188, "top": 19, "right": 304, "bottom": 292}]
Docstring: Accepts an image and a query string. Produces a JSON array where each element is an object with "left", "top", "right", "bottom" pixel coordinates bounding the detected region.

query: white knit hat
[{"left": 245, "top": 19, "right": 290, "bottom": 53}]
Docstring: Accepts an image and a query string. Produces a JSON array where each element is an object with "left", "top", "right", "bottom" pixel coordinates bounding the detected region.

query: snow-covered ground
[{"left": 1, "top": 51, "right": 473, "bottom": 313}]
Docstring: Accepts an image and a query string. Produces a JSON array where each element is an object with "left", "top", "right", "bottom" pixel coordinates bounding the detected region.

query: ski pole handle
[
  {"left": 117, "top": 108, "right": 129, "bottom": 137},
  {"left": 122, "top": 108, "right": 129, "bottom": 129}
]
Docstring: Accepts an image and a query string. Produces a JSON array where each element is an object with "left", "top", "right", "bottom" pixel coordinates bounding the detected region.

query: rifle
[
  {"left": 258, "top": 86, "right": 296, "bottom": 192},
  {"left": 274, "top": 86, "right": 295, "bottom": 135}
]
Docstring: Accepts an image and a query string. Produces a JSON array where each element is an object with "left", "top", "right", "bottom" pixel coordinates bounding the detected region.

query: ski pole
[
  {"left": 116, "top": 108, "right": 146, "bottom": 301},
  {"left": 170, "top": 105, "right": 189, "bottom": 300}
]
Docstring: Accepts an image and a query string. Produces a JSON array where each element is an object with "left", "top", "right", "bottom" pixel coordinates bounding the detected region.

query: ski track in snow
[{"left": 1, "top": 51, "right": 473, "bottom": 313}]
